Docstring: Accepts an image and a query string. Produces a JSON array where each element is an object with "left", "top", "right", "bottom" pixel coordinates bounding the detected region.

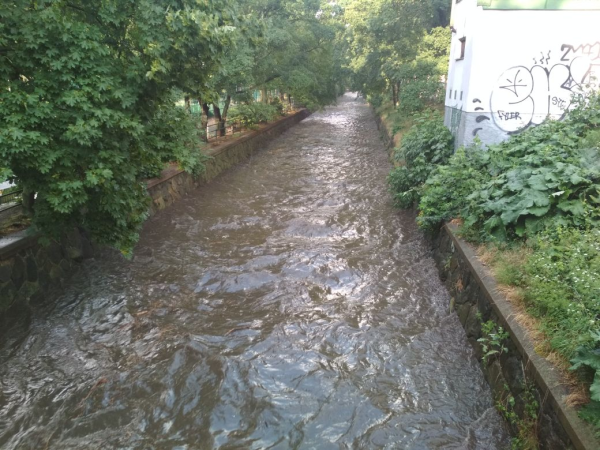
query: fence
[
  {"left": 193, "top": 98, "right": 306, "bottom": 142},
  {"left": 0, "top": 189, "right": 23, "bottom": 223},
  {"left": 205, "top": 120, "right": 245, "bottom": 142}
]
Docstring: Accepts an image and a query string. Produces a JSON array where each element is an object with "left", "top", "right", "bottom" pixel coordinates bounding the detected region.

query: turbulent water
[{"left": 0, "top": 94, "right": 510, "bottom": 449}]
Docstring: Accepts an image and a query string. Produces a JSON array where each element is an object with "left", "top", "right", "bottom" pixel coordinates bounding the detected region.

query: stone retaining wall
[
  {"left": 147, "top": 109, "right": 311, "bottom": 215},
  {"left": 0, "top": 109, "right": 310, "bottom": 324},
  {"left": 432, "top": 225, "right": 600, "bottom": 450},
  {"left": 0, "top": 228, "right": 94, "bottom": 327}
]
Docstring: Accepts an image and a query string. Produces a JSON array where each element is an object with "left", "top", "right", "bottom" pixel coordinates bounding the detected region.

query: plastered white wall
[{"left": 445, "top": 0, "right": 600, "bottom": 147}]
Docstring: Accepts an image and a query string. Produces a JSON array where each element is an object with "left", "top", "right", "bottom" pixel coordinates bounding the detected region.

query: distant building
[{"left": 444, "top": 0, "right": 600, "bottom": 148}]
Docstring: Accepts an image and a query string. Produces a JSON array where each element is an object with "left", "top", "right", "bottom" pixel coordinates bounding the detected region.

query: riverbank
[
  {"left": 0, "top": 109, "right": 310, "bottom": 323},
  {"left": 0, "top": 93, "right": 511, "bottom": 450},
  {"left": 375, "top": 105, "right": 600, "bottom": 450}
]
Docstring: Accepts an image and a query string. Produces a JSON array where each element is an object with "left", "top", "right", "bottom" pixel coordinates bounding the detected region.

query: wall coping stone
[
  {"left": 0, "top": 230, "right": 39, "bottom": 261},
  {"left": 444, "top": 223, "right": 598, "bottom": 450}
]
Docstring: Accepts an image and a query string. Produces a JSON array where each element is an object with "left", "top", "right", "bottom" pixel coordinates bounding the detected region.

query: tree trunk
[
  {"left": 392, "top": 84, "right": 398, "bottom": 108},
  {"left": 184, "top": 95, "right": 191, "bottom": 113},
  {"left": 220, "top": 95, "right": 232, "bottom": 137},
  {"left": 199, "top": 100, "right": 210, "bottom": 142},
  {"left": 261, "top": 87, "right": 268, "bottom": 104},
  {"left": 22, "top": 187, "right": 35, "bottom": 217},
  {"left": 212, "top": 102, "right": 223, "bottom": 137}
]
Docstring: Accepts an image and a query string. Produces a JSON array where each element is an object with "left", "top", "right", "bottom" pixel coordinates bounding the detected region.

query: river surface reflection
[{"left": 0, "top": 94, "right": 510, "bottom": 449}]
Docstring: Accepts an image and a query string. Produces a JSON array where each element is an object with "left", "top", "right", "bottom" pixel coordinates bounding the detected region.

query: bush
[
  {"left": 387, "top": 111, "right": 454, "bottom": 208},
  {"left": 228, "top": 102, "right": 279, "bottom": 128},
  {"left": 418, "top": 143, "right": 490, "bottom": 232},
  {"left": 418, "top": 94, "right": 600, "bottom": 241},
  {"left": 270, "top": 97, "right": 285, "bottom": 115},
  {"left": 394, "top": 60, "right": 444, "bottom": 114}
]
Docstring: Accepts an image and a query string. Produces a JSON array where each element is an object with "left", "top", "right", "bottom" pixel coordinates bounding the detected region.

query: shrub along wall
[{"left": 0, "top": 109, "right": 310, "bottom": 325}]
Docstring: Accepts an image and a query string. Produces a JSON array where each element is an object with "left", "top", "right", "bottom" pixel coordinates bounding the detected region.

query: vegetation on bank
[
  {"left": 0, "top": 0, "right": 345, "bottom": 255},
  {"left": 387, "top": 93, "right": 600, "bottom": 438}
]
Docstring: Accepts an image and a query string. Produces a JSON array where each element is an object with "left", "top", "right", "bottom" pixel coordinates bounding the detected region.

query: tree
[
  {"left": 0, "top": 0, "right": 236, "bottom": 255},
  {"left": 341, "top": 0, "right": 451, "bottom": 109}
]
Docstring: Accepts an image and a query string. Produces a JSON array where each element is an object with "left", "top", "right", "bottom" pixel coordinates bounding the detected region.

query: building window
[{"left": 457, "top": 37, "right": 466, "bottom": 60}]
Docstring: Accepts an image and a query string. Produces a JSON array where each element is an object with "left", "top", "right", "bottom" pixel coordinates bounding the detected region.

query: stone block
[
  {"left": 11, "top": 255, "right": 26, "bottom": 290},
  {"left": 49, "top": 264, "right": 65, "bottom": 281},
  {"left": 464, "top": 304, "right": 482, "bottom": 338},
  {"left": 46, "top": 241, "right": 63, "bottom": 265},
  {"left": 0, "top": 259, "right": 13, "bottom": 283},
  {"left": 457, "top": 303, "right": 471, "bottom": 327},
  {"left": 18, "top": 281, "right": 39, "bottom": 302},
  {"left": 59, "top": 259, "right": 71, "bottom": 273},
  {"left": 0, "top": 280, "right": 17, "bottom": 311},
  {"left": 25, "top": 256, "right": 37, "bottom": 283},
  {"left": 63, "top": 229, "right": 84, "bottom": 260},
  {"left": 81, "top": 235, "right": 95, "bottom": 259}
]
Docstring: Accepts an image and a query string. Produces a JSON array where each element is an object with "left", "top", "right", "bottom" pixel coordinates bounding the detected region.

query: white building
[{"left": 445, "top": 0, "right": 600, "bottom": 148}]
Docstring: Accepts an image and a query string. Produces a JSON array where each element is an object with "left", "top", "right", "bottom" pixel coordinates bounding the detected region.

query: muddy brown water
[{"left": 0, "top": 94, "right": 510, "bottom": 449}]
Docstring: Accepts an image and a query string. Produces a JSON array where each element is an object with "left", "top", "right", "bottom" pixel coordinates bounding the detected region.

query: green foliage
[
  {"left": 0, "top": 0, "right": 237, "bottom": 254},
  {"left": 228, "top": 103, "right": 280, "bottom": 128},
  {"left": 571, "top": 330, "right": 600, "bottom": 435},
  {"left": 496, "top": 383, "right": 540, "bottom": 450},
  {"left": 387, "top": 112, "right": 454, "bottom": 208},
  {"left": 0, "top": 167, "right": 13, "bottom": 184},
  {"left": 344, "top": 0, "right": 450, "bottom": 108},
  {"left": 0, "top": 0, "right": 346, "bottom": 254},
  {"left": 395, "top": 60, "right": 444, "bottom": 113},
  {"left": 270, "top": 97, "right": 285, "bottom": 115},
  {"left": 418, "top": 94, "right": 600, "bottom": 241},
  {"left": 525, "top": 228, "right": 600, "bottom": 358},
  {"left": 418, "top": 142, "right": 490, "bottom": 231}
]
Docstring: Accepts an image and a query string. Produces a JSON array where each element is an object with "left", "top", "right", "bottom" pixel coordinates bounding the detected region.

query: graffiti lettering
[
  {"left": 491, "top": 42, "right": 599, "bottom": 133},
  {"left": 497, "top": 111, "right": 521, "bottom": 121},
  {"left": 561, "top": 42, "right": 600, "bottom": 62},
  {"left": 552, "top": 96, "right": 567, "bottom": 110}
]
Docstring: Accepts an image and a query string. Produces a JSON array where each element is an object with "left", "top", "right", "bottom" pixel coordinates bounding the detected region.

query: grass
[{"left": 476, "top": 240, "right": 594, "bottom": 411}]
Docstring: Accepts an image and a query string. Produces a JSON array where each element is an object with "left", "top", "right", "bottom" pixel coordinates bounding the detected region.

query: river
[{"left": 0, "top": 94, "right": 510, "bottom": 449}]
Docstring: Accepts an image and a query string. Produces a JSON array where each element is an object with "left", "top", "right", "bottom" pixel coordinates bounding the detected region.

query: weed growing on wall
[
  {"left": 478, "top": 320, "right": 509, "bottom": 365},
  {"left": 496, "top": 383, "right": 540, "bottom": 450}
]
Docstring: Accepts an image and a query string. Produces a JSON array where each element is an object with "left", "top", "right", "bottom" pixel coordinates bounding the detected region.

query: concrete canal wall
[
  {"left": 375, "top": 114, "right": 598, "bottom": 450},
  {"left": 0, "top": 110, "right": 310, "bottom": 323},
  {"left": 433, "top": 225, "right": 597, "bottom": 450}
]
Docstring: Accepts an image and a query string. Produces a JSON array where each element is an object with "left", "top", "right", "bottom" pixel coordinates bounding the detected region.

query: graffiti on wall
[{"left": 490, "top": 42, "right": 599, "bottom": 134}]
